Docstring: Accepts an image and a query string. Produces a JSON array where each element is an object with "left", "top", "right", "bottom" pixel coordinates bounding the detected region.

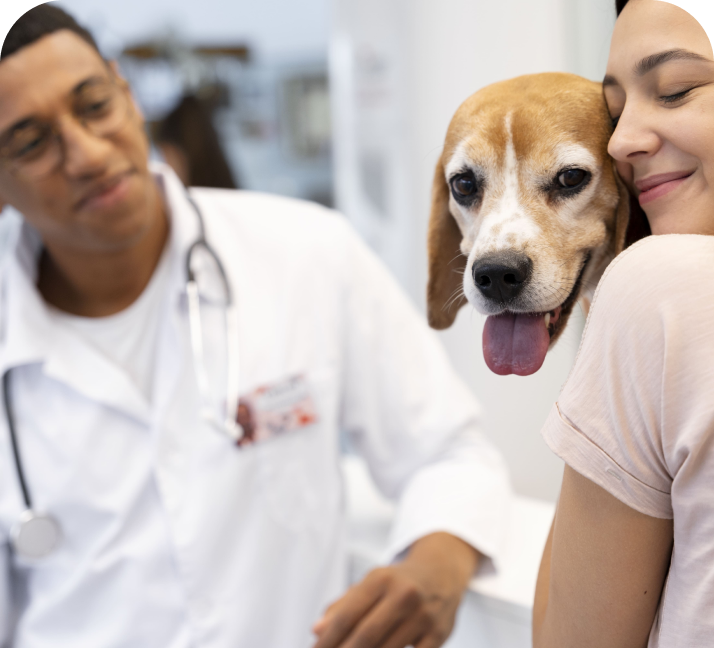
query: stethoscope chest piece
[{"left": 11, "top": 510, "right": 62, "bottom": 560}]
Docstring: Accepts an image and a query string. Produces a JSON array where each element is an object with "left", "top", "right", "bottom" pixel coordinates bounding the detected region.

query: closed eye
[{"left": 660, "top": 88, "right": 694, "bottom": 104}]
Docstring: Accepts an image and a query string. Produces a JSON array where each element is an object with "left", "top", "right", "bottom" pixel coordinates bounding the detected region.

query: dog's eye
[
  {"left": 451, "top": 173, "right": 479, "bottom": 199},
  {"left": 558, "top": 169, "right": 588, "bottom": 189}
]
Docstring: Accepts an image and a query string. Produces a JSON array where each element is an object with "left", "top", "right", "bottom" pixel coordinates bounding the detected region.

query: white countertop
[{"left": 343, "top": 455, "right": 556, "bottom": 646}]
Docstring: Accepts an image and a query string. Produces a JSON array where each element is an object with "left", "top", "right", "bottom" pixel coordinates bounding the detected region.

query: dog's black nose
[{"left": 472, "top": 253, "right": 533, "bottom": 303}]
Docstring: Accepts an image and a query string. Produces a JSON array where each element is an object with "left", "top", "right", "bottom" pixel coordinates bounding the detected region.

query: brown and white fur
[{"left": 427, "top": 73, "right": 630, "bottom": 375}]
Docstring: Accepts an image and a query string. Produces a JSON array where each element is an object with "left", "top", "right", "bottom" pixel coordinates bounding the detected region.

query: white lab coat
[{"left": 0, "top": 164, "right": 510, "bottom": 648}]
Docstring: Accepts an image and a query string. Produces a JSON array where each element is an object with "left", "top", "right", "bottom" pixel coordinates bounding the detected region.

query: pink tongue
[{"left": 483, "top": 313, "right": 550, "bottom": 376}]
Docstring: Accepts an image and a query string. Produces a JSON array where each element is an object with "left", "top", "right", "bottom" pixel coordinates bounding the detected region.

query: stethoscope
[{"left": 2, "top": 191, "right": 243, "bottom": 561}]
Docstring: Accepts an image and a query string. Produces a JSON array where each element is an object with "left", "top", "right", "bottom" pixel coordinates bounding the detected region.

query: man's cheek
[{"left": 0, "top": 178, "right": 36, "bottom": 214}]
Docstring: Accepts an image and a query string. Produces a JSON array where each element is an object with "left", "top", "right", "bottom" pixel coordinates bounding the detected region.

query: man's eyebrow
[
  {"left": 73, "top": 75, "right": 110, "bottom": 94},
  {"left": 635, "top": 48, "right": 711, "bottom": 77},
  {"left": 0, "top": 75, "right": 110, "bottom": 141}
]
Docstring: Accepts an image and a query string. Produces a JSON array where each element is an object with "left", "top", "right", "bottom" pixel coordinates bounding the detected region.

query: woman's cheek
[
  {"left": 615, "top": 159, "right": 635, "bottom": 192},
  {"left": 670, "top": 97, "right": 714, "bottom": 170}
]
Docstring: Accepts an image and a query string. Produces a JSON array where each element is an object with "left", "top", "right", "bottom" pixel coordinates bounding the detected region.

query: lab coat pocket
[{"left": 255, "top": 370, "right": 340, "bottom": 535}]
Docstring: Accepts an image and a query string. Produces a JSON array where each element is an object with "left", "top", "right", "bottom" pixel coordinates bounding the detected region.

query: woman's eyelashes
[
  {"left": 449, "top": 170, "right": 483, "bottom": 206},
  {"left": 660, "top": 87, "right": 695, "bottom": 104},
  {"left": 609, "top": 87, "right": 697, "bottom": 128}
]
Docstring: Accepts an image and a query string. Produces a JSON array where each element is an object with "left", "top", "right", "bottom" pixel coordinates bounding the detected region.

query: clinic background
[{"left": 0, "top": 0, "right": 616, "bottom": 503}]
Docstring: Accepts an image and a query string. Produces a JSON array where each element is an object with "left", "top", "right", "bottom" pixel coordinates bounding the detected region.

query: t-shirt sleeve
[{"left": 542, "top": 238, "right": 676, "bottom": 519}]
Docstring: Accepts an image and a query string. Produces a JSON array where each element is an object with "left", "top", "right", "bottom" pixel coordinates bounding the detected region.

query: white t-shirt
[
  {"left": 46, "top": 248, "right": 171, "bottom": 402},
  {"left": 541, "top": 234, "right": 714, "bottom": 647}
]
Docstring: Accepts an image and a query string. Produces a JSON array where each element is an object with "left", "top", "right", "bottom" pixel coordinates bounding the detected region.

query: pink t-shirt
[{"left": 541, "top": 234, "right": 714, "bottom": 647}]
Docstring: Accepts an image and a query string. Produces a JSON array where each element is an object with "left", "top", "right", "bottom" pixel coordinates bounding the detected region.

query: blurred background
[{"left": 2, "top": 0, "right": 616, "bottom": 503}]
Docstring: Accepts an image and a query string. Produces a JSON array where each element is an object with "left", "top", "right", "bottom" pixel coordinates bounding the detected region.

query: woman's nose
[{"left": 607, "top": 103, "right": 661, "bottom": 164}]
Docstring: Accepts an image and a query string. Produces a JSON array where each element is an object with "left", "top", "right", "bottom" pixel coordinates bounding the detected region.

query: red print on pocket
[{"left": 235, "top": 374, "right": 318, "bottom": 448}]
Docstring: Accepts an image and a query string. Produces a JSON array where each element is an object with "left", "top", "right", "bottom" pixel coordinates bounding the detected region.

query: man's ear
[{"left": 427, "top": 154, "right": 468, "bottom": 330}]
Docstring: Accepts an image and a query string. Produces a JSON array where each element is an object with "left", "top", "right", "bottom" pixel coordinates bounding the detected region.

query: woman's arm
[{"left": 533, "top": 466, "right": 673, "bottom": 648}]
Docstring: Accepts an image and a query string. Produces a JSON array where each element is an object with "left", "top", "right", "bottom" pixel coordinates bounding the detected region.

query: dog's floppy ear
[
  {"left": 612, "top": 162, "right": 652, "bottom": 255},
  {"left": 427, "top": 154, "right": 468, "bottom": 329},
  {"left": 612, "top": 167, "right": 631, "bottom": 256}
]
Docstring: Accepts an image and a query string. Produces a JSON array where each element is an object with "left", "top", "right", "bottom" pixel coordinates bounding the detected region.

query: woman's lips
[{"left": 636, "top": 171, "right": 694, "bottom": 206}]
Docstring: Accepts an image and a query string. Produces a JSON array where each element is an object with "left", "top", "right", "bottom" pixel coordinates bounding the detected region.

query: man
[{"left": 0, "top": 6, "right": 510, "bottom": 648}]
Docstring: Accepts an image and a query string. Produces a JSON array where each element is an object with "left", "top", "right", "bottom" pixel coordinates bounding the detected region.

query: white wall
[
  {"left": 331, "top": 0, "right": 615, "bottom": 501},
  {"left": 55, "top": 0, "right": 329, "bottom": 59},
  {"left": 4, "top": 0, "right": 617, "bottom": 501}
]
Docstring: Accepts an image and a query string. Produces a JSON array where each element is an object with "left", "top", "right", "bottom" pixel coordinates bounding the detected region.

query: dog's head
[{"left": 428, "top": 72, "right": 630, "bottom": 376}]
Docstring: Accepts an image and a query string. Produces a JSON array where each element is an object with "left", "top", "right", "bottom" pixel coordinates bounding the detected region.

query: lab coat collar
[
  {"left": 151, "top": 161, "right": 202, "bottom": 303},
  {"left": 146, "top": 162, "right": 196, "bottom": 427},
  {"left": 0, "top": 163, "right": 198, "bottom": 424},
  {"left": 0, "top": 231, "right": 152, "bottom": 422},
  {"left": 0, "top": 222, "right": 52, "bottom": 369}
]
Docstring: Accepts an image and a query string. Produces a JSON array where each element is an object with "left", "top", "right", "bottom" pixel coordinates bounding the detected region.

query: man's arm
[
  {"left": 313, "top": 532, "right": 478, "bottom": 648},
  {"left": 533, "top": 466, "right": 673, "bottom": 648},
  {"left": 312, "top": 222, "right": 510, "bottom": 648}
]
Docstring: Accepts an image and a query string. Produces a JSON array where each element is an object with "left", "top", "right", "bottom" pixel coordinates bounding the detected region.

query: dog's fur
[{"left": 427, "top": 72, "right": 630, "bottom": 347}]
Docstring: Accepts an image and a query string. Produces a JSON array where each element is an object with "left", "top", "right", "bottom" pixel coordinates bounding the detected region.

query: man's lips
[
  {"left": 636, "top": 170, "right": 694, "bottom": 206},
  {"left": 75, "top": 171, "right": 134, "bottom": 211}
]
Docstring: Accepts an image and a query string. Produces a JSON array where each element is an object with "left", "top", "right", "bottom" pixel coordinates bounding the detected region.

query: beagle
[{"left": 427, "top": 72, "right": 630, "bottom": 376}]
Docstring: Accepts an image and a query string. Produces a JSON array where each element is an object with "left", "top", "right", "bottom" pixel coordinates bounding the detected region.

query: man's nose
[
  {"left": 472, "top": 252, "right": 532, "bottom": 304},
  {"left": 59, "top": 118, "right": 112, "bottom": 178}
]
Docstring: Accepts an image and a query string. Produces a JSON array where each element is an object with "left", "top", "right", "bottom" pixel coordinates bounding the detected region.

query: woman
[
  {"left": 533, "top": 1, "right": 714, "bottom": 647},
  {"left": 154, "top": 94, "right": 238, "bottom": 189}
]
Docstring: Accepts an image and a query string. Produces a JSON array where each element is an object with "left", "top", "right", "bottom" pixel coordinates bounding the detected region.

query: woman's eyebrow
[
  {"left": 603, "top": 49, "right": 711, "bottom": 89},
  {"left": 634, "top": 48, "right": 711, "bottom": 76}
]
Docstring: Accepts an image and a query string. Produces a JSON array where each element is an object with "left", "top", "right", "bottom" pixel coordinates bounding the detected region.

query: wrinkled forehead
[{"left": 443, "top": 78, "right": 612, "bottom": 173}]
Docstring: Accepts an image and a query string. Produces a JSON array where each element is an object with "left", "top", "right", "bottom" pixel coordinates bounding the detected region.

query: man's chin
[{"left": 75, "top": 197, "right": 164, "bottom": 253}]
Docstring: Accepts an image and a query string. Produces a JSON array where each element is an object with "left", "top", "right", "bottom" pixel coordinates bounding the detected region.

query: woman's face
[{"left": 605, "top": 0, "right": 714, "bottom": 235}]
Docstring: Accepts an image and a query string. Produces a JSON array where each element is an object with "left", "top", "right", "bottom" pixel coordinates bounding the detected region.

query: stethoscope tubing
[
  {"left": 185, "top": 194, "right": 233, "bottom": 307},
  {"left": 2, "top": 188, "right": 240, "bottom": 560},
  {"left": 3, "top": 370, "right": 32, "bottom": 510}
]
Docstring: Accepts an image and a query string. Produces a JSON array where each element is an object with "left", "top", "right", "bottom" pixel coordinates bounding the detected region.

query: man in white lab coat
[{"left": 0, "top": 5, "right": 510, "bottom": 648}]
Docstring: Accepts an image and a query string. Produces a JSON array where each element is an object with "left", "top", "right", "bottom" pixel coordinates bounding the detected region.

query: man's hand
[{"left": 312, "top": 532, "right": 479, "bottom": 648}]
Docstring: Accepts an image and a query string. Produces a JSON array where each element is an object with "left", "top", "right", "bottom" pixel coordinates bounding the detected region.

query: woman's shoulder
[
  {"left": 590, "top": 234, "right": 714, "bottom": 318},
  {"left": 610, "top": 233, "right": 714, "bottom": 269}
]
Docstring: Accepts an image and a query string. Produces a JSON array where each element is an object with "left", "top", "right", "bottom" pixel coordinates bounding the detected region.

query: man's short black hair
[{"left": 1, "top": 3, "right": 100, "bottom": 61}]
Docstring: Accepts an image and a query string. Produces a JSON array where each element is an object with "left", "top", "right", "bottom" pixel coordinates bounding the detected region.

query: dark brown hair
[
  {"left": 1, "top": 4, "right": 100, "bottom": 61},
  {"left": 613, "top": 0, "right": 652, "bottom": 246},
  {"left": 154, "top": 95, "right": 237, "bottom": 190}
]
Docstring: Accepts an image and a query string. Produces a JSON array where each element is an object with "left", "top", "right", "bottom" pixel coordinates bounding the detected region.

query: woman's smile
[
  {"left": 636, "top": 169, "right": 696, "bottom": 206},
  {"left": 604, "top": 0, "right": 714, "bottom": 234}
]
